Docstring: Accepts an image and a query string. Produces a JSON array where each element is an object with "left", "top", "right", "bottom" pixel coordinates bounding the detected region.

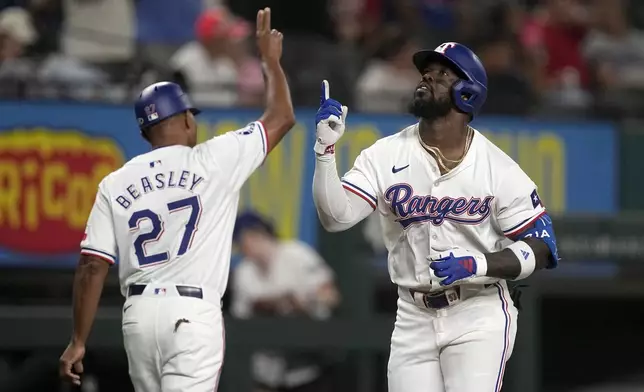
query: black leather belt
[
  {"left": 410, "top": 287, "right": 460, "bottom": 309},
  {"left": 410, "top": 284, "right": 494, "bottom": 310},
  {"left": 128, "top": 284, "right": 203, "bottom": 299}
]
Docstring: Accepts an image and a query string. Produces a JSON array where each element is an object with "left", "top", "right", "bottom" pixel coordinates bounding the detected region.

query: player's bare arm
[
  {"left": 256, "top": 7, "right": 296, "bottom": 152},
  {"left": 70, "top": 255, "right": 111, "bottom": 343},
  {"left": 429, "top": 213, "right": 559, "bottom": 286},
  {"left": 483, "top": 236, "right": 551, "bottom": 280},
  {"left": 59, "top": 254, "right": 110, "bottom": 386}
]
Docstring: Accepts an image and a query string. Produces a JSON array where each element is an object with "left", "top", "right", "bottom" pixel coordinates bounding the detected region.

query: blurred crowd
[
  {"left": 231, "top": 212, "right": 341, "bottom": 392},
  {"left": 1, "top": 0, "right": 644, "bottom": 119}
]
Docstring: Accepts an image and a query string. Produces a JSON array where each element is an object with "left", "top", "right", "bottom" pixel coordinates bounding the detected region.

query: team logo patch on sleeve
[
  {"left": 530, "top": 189, "right": 543, "bottom": 209},
  {"left": 236, "top": 123, "right": 255, "bottom": 135}
]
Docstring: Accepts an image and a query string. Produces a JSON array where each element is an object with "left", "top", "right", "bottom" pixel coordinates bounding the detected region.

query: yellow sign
[
  {"left": 0, "top": 128, "right": 124, "bottom": 252},
  {"left": 196, "top": 119, "right": 567, "bottom": 241}
]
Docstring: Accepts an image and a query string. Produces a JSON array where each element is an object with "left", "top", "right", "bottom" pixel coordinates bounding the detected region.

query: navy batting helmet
[
  {"left": 134, "top": 82, "right": 200, "bottom": 129},
  {"left": 233, "top": 211, "right": 276, "bottom": 242},
  {"left": 412, "top": 42, "right": 488, "bottom": 116}
]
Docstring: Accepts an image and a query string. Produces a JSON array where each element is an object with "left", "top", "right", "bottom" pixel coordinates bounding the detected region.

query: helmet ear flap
[{"left": 451, "top": 80, "right": 487, "bottom": 115}]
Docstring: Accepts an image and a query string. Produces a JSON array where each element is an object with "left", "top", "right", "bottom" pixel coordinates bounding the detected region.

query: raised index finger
[
  {"left": 320, "top": 80, "right": 329, "bottom": 106},
  {"left": 256, "top": 7, "right": 271, "bottom": 34},
  {"left": 256, "top": 9, "right": 264, "bottom": 33},
  {"left": 263, "top": 7, "right": 271, "bottom": 32}
]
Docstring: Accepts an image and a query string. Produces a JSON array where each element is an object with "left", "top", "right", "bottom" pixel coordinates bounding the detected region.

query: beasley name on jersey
[
  {"left": 114, "top": 169, "right": 205, "bottom": 210},
  {"left": 80, "top": 120, "right": 269, "bottom": 297}
]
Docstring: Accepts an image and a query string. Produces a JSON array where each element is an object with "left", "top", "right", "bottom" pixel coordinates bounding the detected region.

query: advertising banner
[{"left": 0, "top": 101, "right": 616, "bottom": 267}]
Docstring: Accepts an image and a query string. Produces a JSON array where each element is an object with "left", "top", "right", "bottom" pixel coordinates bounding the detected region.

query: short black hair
[{"left": 232, "top": 211, "right": 276, "bottom": 243}]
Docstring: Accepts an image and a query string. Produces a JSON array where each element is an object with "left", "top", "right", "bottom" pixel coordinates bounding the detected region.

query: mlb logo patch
[
  {"left": 150, "top": 160, "right": 162, "bottom": 168},
  {"left": 154, "top": 288, "right": 166, "bottom": 295},
  {"left": 530, "top": 189, "right": 543, "bottom": 209}
]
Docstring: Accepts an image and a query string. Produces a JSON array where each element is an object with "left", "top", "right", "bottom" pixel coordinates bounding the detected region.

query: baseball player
[
  {"left": 312, "top": 42, "right": 560, "bottom": 392},
  {"left": 58, "top": 8, "right": 295, "bottom": 392}
]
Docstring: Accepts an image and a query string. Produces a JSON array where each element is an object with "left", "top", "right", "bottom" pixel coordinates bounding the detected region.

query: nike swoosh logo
[
  {"left": 123, "top": 304, "right": 132, "bottom": 313},
  {"left": 392, "top": 165, "right": 409, "bottom": 174}
]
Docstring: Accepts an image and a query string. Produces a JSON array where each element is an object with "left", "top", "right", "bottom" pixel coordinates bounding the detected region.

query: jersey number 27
[{"left": 128, "top": 195, "right": 202, "bottom": 266}]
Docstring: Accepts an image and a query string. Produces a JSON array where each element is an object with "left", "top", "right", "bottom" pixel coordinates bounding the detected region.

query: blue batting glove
[
  {"left": 429, "top": 252, "right": 478, "bottom": 286},
  {"left": 314, "top": 80, "right": 348, "bottom": 155},
  {"left": 315, "top": 80, "right": 343, "bottom": 125}
]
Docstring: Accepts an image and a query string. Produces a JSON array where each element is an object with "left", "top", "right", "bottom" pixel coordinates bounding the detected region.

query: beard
[{"left": 407, "top": 92, "right": 453, "bottom": 120}]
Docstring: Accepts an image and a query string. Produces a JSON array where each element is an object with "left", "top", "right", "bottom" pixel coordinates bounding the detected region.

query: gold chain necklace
[{"left": 418, "top": 125, "right": 474, "bottom": 173}]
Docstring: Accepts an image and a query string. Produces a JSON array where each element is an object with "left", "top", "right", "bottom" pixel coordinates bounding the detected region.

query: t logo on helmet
[{"left": 435, "top": 42, "right": 457, "bottom": 54}]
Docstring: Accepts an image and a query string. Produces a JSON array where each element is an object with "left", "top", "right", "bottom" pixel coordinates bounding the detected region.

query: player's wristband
[
  {"left": 506, "top": 241, "right": 536, "bottom": 280},
  {"left": 473, "top": 253, "right": 488, "bottom": 276},
  {"left": 314, "top": 141, "right": 335, "bottom": 155}
]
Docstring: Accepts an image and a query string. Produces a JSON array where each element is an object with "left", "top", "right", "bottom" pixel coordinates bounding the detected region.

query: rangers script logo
[{"left": 384, "top": 183, "right": 494, "bottom": 229}]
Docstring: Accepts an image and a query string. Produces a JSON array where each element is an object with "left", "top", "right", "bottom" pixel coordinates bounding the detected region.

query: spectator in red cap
[
  {"left": 520, "top": 0, "right": 594, "bottom": 114},
  {"left": 170, "top": 7, "right": 263, "bottom": 108}
]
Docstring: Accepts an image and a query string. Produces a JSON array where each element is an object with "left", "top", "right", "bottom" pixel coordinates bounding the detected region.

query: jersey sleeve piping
[
  {"left": 503, "top": 210, "right": 547, "bottom": 239},
  {"left": 341, "top": 180, "right": 377, "bottom": 209},
  {"left": 256, "top": 120, "right": 268, "bottom": 160},
  {"left": 80, "top": 247, "right": 116, "bottom": 265}
]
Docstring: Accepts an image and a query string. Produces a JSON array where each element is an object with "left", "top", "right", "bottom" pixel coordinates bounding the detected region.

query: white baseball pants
[
  {"left": 388, "top": 282, "right": 518, "bottom": 392},
  {"left": 121, "top": 284, "right": 225, "bottom": 392}
]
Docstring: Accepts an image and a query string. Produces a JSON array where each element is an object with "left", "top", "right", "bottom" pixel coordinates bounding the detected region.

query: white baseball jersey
[
  {"left": 80, "top": 121, "right": 268, "bottom": 297},
  {"left": 340, "top": 123, "right": 546, "bottom": 289},
  {"left": 231, "top": 240, "right": 335, "bottom": 320}
]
